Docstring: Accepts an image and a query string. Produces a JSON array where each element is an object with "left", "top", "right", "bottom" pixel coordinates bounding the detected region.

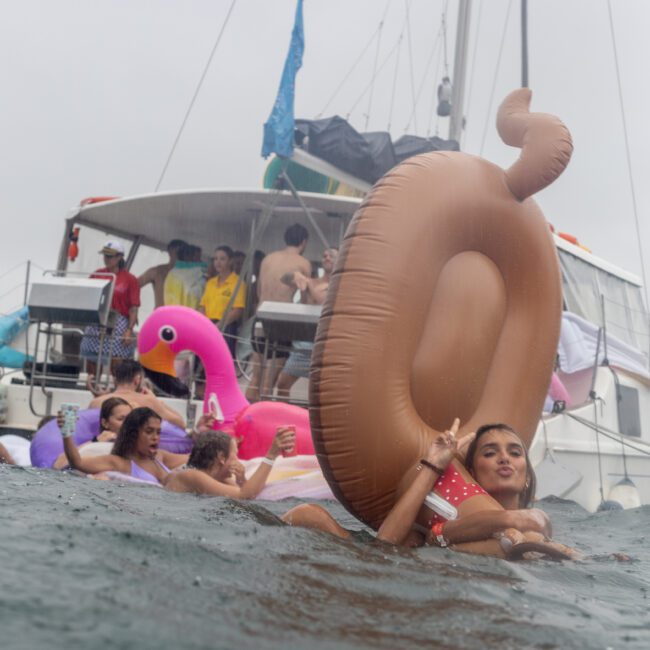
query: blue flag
[{"left": 261, "top": 0, "right": 304, "bottom": 158}]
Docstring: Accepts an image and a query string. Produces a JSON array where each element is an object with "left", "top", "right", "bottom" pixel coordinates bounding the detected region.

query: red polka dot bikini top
[{"left": 428, "top": 467, "right": 487, "bottom": 525}]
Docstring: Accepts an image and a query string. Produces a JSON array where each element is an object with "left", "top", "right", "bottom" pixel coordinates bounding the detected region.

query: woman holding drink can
[
  {"left": 53, "top": 398, "right": 132, "bottom": 470},
  {"left": 59, "top": 407, "right": 195, "bottom": 484}
]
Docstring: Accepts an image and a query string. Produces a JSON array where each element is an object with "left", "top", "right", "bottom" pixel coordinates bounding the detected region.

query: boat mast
[
  {"left": 521, "top": 0, "right": 529, "bottom": 87},
  {"left": 448, "top": 0, "right": 472, "bottom": 142}
]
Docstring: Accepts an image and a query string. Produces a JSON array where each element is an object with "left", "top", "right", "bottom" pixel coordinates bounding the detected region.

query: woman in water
[
  {"left": 53, "top": 397, "right": 132, "bottom": 470},
  {"left": 60, "top": 407, "right": 188, "bottom": 484},
  {"left": 165, "top": 426, "right": 296, "bottom": 499},
  {"left": 283, "top": 421, "right": 578, "bottom": 559}
]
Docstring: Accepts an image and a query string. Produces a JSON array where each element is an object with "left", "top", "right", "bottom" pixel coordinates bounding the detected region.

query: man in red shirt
[{"left": 81, "top": 240, "right": 141, "bottom": 384}]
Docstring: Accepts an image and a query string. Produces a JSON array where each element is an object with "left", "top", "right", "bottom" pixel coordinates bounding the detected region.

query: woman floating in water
[
  {"left": 283, "top": 421, "right": 579, "bottom": 560},
  {"left": 60, "top": 407, "right": 189, "bottom": 484},
  {"left": 165, "top": 426, "right": 296, "bottom": 499}
]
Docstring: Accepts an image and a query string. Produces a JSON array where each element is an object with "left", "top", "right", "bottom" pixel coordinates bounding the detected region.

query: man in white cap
[{"left": 80, "top": 240, "right": 141, "bottom": 385}]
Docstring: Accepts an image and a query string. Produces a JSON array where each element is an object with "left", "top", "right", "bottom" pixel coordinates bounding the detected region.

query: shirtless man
[
  {"left": 89, "top": 359, "right": 185, "bottom": 429},
  {"left": 275, "top": 247, "right": 338, "bottom": 399},
  {"left": 138, "top": 239, "right": 186, "bottom": 308},
  {"left": 245, "top": 224, "right": 311, "bottom": 401}
]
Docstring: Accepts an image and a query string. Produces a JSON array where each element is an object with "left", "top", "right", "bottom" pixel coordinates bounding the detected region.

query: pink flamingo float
[{"left": 137, "top": 306, "right": 313, "bottom": 459}]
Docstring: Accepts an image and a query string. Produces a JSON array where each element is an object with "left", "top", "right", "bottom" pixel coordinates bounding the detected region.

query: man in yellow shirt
[{"left": 199, "top": 245, "right": 246, "bottom": 356}]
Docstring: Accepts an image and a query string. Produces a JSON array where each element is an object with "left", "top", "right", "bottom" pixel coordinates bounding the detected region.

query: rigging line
[
  {"left": 406, "top": 3, "right": 446, "bottom": 135},
  {"left": 347, "top": 30, "right": 403, "bottom": 122},
  {"left": 154, "top": 0, "right": 237, "bottom": 192},
  {"left": 0, "top": 283, "right": 26, "bottom": 302},
  {"left": 442, "top": 5, "right": 449, "bottom": 73},
  {"left": 462, "top": 0, "right": 483, "bottom": 149},
  {"left": 426, "top": 35, "right": 444, "bottom": 137},
  {"left": 564, "top": 412, "right": 650, "bottom": 457},
  {"left": 386, "top": 34, "right": 404, "bottom": 131},
  {"left": 364, "top": 0, "right": 392, "bottom": 130},
  {"left": 479, "top": 0, "right": 512, "bottom": 156},
  {"left": 404, "top": 0, "right": 418, "bottom": 133},
  {"left": 607, "top": 0, "right": 650, "bottom": 314},
  {"left": 427, "top": 2, "right": 449, "bottom": 137},
  {"left": 318, "top": 24, "right": 382, "bottom": 118},
  {"left": 592, "top": 397, "right": 606, "bottom": 502},
  {"left": 0, "top": 260, "right": 29, "bottom": 283}
]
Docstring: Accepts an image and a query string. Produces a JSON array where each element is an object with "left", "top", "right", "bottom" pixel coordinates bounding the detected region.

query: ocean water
[{"left": 1, "top": 464, "right": 649, "bottom": 650}]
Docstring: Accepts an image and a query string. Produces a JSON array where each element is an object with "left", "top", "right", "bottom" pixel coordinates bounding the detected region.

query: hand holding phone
[{"left": 59, "top": 403, "right": 80, "bottom": 438}]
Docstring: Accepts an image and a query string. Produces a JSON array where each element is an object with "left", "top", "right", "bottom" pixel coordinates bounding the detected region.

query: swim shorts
[
  {"left": 251, "top": 335, "right": 292, "bottom": 360},
  {"left": 282, "top": 341, "right": 314, "bottom": 378}
]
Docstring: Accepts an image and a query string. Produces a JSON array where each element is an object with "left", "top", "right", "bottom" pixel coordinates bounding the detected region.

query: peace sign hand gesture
[{"left": 425, "top": 418, "right": 459, "bottom": 472}]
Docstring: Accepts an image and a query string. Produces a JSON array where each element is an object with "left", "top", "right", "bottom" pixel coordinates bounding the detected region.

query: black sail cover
[{"left": 294, "top": 116, "right": 459, "bottom": 184}]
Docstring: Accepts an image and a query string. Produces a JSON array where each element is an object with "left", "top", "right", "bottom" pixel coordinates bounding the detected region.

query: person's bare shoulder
[
  {"left": 138, "top": 392, "right": 165, "bottom": 410},
  {"left": 138, "top": 264, "right": 164, "bottom": 283},
  {"left": 260, "top": 250, "right": 281, "bottom": 269},
  {"left": 299, "top": 255, "right": 312, "bottom": 275},
  {"left": 169, "top": 468, "right": 211, "bottom": 494},
  {"left": 88, "top": 394, "right": 108, "bottom": 409}
]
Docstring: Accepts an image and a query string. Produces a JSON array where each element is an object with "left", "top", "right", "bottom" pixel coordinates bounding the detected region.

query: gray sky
[{"left": 1, "top": 0, "right": 649, "bottom": 313}]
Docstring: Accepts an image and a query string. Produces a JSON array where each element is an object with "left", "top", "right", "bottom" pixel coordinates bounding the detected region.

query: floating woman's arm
[
  {"left": 236, "top": 427, "right": 296, "bottom": 499},
  {"left": 429, "top": 508, "right": 551, "bottom": 546},
  {"left": 377, "top": 420, "right": 459, "bottom": 546},
  {"left": 61, "top": 436, "right": 126, "bottom": 474}
]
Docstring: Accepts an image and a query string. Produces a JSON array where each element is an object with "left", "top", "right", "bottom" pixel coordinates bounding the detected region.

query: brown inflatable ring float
[{"left": 310, "top": 88, "right": 573, "bottom": 531}]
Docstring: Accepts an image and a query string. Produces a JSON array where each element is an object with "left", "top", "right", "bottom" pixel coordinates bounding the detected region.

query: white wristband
[{"left": 261, "top": 457, "right": 275, "bottom": 466}]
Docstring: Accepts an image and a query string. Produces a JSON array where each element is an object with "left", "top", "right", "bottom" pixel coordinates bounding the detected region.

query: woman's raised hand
[
  {"left": 455, "top": 430, "right": 476, "bottom": 463},
  {"left": 426, "top": 418, "right": 460, "bottom": 471},
  {"left": 195, "top": 412, "right": 218, "bottom": 434},
  {"left": 230, "top": 459, "right": 247, "bottom": 486},
  {"left": 508, "top": 508, "right": 552, "bottom": 538},
  {"left": 268, "top": 426, "right": 297, "bottom": 459}
]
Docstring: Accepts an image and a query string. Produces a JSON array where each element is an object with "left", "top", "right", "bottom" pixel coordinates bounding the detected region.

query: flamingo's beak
[{"left": 139, "top": 340, "right": 177, "bottom": 377}]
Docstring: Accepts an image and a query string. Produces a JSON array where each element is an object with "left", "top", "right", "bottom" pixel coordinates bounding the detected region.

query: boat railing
[{"left": 22, "top": 270, "right": 118, "bottom": 417}]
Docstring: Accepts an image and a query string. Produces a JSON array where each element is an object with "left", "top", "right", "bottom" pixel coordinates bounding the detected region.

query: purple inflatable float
[{"left": 30, "top": 408, "right": 191, "bottom": 468}]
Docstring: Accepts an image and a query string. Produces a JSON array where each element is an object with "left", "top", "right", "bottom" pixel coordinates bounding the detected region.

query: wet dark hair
[
  {"left": 111, "top": 407, "right": 161, "bottom": 459},
  {"left": 188, "top": 245, "right": 202, "bottom": 260},
  {"left": 99, "top": 397, "right": 130, "bottom": 429},
  {"left": 113, "top": 359, "right": 143, "bottom": 385},
  {"left": 232, "top": 250, "right": 245, "bottom": 259},
  {"left": 37, "top": 415, "right": 55, "bottom": 430},
  {"left": 187, "top": 431, "right": 234, "bottom": 470},
  {"left": 284, "top": 223, "right": 308, "bottom": 247},
  {"left": 214, "top": 245, "right": 234, "bottom": 259},
  {"left": 168, "top": 239, "right": 186, "bottom": 252},
  {"left": 177, "top": 243, "right": 194, "bottom": 262},
  {"left": 464, "top": 423, "right": 536, "bottom": 509}
]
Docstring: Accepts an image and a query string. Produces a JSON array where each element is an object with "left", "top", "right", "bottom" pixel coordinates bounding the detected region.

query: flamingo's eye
[{"left": 159, "top": 326, "right": 177, "bottom": 343}]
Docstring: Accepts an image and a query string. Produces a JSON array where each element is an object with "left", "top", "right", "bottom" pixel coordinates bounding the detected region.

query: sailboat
[
  {"left": 259, "top": 0, "right": 650, "bottom": 513},
  {"left": 0, "top": 0, "right": 648, "bottom": 512}
]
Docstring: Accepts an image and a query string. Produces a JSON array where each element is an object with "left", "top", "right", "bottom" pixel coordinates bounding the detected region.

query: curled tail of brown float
[{"left": 497, "top": 88, "right": 573, "bottom": 201}]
